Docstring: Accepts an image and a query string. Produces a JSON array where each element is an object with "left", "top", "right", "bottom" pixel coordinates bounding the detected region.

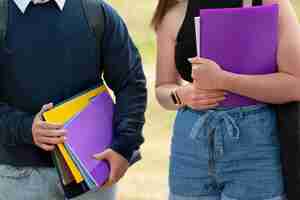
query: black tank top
[{"left": 175, "top": 0, "right": 263, "bottom": 82}]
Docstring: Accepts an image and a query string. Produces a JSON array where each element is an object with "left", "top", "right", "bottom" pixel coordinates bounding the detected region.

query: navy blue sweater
[{"left": 0, "top": 0, "right": 147, "bottom": 166}]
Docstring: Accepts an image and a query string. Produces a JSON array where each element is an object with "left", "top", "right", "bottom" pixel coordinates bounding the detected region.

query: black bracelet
[
  {"left": 171, "top": 90, "right": 183, "bottom": 105},
  {"left": 174, "top": 90, "right": 182, "bottom": 105},
  {"left": 170, "top": 90, "right": 178, "bottom": 105}
]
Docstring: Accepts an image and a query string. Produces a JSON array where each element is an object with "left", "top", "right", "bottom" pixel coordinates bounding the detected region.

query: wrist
[
  {"left": 110, "top": 142, "right": 135, "bottom": 163},
  {"left": 219, "top": 70, "right": 234, "bottom": 90}
]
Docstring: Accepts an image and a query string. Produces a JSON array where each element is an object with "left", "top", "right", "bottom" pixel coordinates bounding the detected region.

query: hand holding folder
[
  {"left": 194, "top": 4, "right": 279, "bottom": 107},
  {"left": 42, "top": 84, "right": 142, "bottom": 198},
  {"left": 32, "top": 103, "right": 66, "bottom": 152},
  {"left": 43, "top": 85, "right": 110, "bottom": 198}
]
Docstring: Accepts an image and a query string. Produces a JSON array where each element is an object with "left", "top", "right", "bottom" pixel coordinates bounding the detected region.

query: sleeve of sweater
[
  {"left": 100, "top": 2, "right": 147, "bottom": 162},
  {"left": 0, "top": 101, "right": 35, "bottom": 146}
]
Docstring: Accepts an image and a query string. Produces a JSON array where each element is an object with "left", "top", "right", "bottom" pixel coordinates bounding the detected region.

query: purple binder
[
  {"left": 64, "top": 92, "right": 114, "bottom": 187},
  {"left": 197, "top": 4, "right": 278, "bottom": 107}
]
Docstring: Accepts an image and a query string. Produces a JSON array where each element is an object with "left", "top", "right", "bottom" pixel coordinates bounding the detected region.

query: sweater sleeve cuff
[{"left": 110, "top": 142, "right": 135, "bottom": 163}]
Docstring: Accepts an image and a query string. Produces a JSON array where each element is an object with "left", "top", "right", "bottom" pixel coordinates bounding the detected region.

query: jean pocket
[{"left": 0, "top": 165, "right": 33, "bottom": 179}]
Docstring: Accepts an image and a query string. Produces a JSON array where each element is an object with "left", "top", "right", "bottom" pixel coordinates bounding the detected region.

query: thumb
[
  {"left": 189, "top": 57, "right": 209, "bottom": 64},
  {"left": 36, "top": 103, "right": 53, "bottom": 121},
  {"left": 41, "top": 103, "right": 54, "bottom": 113},
  {"left": 93, "top": 150, "right": 110, "bottom": 161}
]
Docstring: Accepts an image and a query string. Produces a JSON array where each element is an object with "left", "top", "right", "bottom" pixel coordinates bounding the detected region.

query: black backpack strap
[
  {"left": 81, "top": 0, "right": 105, "bottom": 67},
  {"left": 0, "top": 0, "right": 8, "bottom": 49},
  {"left": 252, "top": 0, "right": 263, "bottom": 6}
]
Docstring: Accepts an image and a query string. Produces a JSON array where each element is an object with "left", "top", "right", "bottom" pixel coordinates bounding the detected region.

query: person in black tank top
[{"left": 152, "top": 0, "right": 300, "bottom": 199}]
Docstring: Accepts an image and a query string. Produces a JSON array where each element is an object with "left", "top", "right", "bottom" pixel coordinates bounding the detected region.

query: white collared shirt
[{"left": 13, "top": 0, "right": 66, "bottom": 13}]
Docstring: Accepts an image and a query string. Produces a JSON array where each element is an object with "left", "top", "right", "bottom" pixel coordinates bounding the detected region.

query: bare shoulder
[{"left": 156, "top": 0, "right": 188, "bottom": 41}]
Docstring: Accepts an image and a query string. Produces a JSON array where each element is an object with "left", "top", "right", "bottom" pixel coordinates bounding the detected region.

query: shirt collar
[{"left": 13, "top": 0, "right": 66, "bottom": 13}]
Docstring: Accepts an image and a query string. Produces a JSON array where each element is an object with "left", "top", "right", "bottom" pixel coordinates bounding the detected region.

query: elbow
[{"left": 155, "top": 87, "right": 167, "bottom": 109}]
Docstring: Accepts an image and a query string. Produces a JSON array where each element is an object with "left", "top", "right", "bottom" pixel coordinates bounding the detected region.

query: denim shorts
[{"left": 169, "top": 104, "right": 285, "bottom": 200}]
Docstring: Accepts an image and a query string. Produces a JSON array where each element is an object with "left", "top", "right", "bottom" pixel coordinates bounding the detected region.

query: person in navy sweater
[{"left": 0, "top": 0, "right": 147, "bottom": 199}]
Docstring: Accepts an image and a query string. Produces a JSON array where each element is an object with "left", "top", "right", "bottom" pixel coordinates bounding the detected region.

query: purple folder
[
  {"left": 64, "top": 92, "right": 114, "bottom": 187},
  {"left": 197, "top": 4, "right": 278, "bottom": 107}
]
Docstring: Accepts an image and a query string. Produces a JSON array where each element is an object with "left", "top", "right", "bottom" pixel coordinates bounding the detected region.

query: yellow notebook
[{"left": 43, "top": 85, "right": 107, "bottom": 183}]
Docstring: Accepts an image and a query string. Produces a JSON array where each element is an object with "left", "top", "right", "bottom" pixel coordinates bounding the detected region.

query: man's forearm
[
  {"left": 221, "top": 71, "right": 300, "bottom": 104},
  {"left": 0, "top": 102, "right": 35, "bottom": 146},
  {"left": 110, "top": 68, "right": 147, "bottom": 162}
]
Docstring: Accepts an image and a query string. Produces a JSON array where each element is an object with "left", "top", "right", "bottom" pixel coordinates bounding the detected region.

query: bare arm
[
  {"left": 155, "top": 2, "right": 186, "bottom": 110},
  {"left": 155, "top": 2, "right": 226, "bottom": 110}
]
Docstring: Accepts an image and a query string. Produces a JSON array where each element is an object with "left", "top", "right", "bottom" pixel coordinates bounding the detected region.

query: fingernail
[{"left": 188, "top": 58, "right": 193, "bottom": 62}]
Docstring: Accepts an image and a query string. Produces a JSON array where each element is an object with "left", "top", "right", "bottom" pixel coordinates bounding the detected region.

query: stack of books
[{"left": 43, "top": 85, "right": 114, "bottom": 198}]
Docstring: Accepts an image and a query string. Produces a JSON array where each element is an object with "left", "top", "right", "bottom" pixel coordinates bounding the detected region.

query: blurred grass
[
  {"left": 106, "top": 0, "right": 157, "bottom": 64},
  {"left": 105, "top": 1, "right": 172, "bottom": 199},
  {"left": 105, "top": 1, "right": 300, "bottom": 199}
]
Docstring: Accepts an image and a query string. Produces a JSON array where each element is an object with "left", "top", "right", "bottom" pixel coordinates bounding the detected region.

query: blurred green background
[{"left": 106, "top": 1, "right": 300, "bottom": 199}]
